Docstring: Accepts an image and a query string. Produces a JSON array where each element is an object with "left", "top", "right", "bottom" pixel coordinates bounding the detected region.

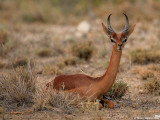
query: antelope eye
[
  {"left": 111, "top": 39, "right": 116, "bottom": 43},
  {"left": 123, "top": 38, "right": 127, "bottom": 43}
]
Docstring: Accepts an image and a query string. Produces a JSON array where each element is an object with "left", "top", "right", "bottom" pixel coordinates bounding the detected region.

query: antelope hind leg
[{"left": 100, "top": 99, "right": 114, "bottom": 109}]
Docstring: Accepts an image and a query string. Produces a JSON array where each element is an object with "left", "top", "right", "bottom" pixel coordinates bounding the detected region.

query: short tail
[{"left": 45, "top": 82, "right": 53, "bottom": 91}]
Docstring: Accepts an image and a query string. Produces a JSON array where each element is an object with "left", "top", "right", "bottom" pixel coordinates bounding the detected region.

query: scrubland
[{"left": 0, "top": 0, "right": 160, "bottom": 119}]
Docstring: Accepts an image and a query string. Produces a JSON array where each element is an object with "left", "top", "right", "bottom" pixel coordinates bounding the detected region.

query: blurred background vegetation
[{"left": 0, "top": 0, "right": 160, "bottom": 25}]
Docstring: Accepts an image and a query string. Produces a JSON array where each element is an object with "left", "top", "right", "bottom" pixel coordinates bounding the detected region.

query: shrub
[
  {"left": 71, "top": 41, "right": 95, "bottom": 61},
  {"left": 148, "top": 64, "right": 160, "bottom": 72},
  {"left": 0, "top": 107, "right": 5, "bottom": 114},
  {"left": 134, "top": 65, "right": 159, "bottom": 80},
  {"left": 134, "top": 65, "right": 160, "bottom": 95},
  {"left": 105, "top": 81, "right": 128, "bottom": 99},
  {"left": 12, "top": 57, "right": 28, "bottom": 68},
  {"left": 0, "top": 64, "right": 36, "bottom": 107},
  {"left": 48, "top": 91, "right": 82, "bottom": 114},
  {"left": 134, "top": 68, "right": 155, "bottom": 80},
  {"left": 0, "top": 61, "right": 6, "bottom": 69},
  {"left": 56, "top": 62, "right": 65, "bottom": 69},
  {"left": 63, "top": 56, "right": 79, "bottom": 66},
  {"left": 34, "top": 90, "right": 100, "bottom": 113},
  {"left": 21, "top": 11, "right": 48, "bottom": 23},
  {"left": 0, "top": 30, "right": 9, "bottom": 57},
  {"left": 34, "top": 90, "right": 82, "bottom": 114},
  {"left": 131, "top": 49, "right": 160, "bottom": 64},
  {"left": 0, "top": 30, "right": 18, "bottom": 57},
  {"left": 144, "top": 78, "right": 160, "bottom": 95},
  {"left": 0, "top": 30, "right": 8, "bottom": 45},
  {"left": 37, "top": 48, "right": 52, "bottom": 57},
  {"left": 43, "top": 65, "right": 62, "bottom": 75}
]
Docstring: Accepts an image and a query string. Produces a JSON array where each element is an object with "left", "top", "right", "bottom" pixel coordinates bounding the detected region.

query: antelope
[{"left": 46, "top": 13, "right": 135, "bottom": 109}]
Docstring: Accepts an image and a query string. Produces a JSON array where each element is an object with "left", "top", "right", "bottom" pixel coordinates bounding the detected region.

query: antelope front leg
[{"left": 100, "top": 99, "right": 114, "bottom": 109}]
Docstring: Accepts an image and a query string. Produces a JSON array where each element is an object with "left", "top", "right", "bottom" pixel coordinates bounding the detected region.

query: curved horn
[
  {"left": 107, "top": 14, "right": 115, "bottom": 34},
  {"left": 123, "top": 13, "right": 129, "bottom": 33}
]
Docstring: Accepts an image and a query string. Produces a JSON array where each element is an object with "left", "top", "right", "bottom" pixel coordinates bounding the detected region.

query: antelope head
[{"left": 102, "top": 13, "right": 135, "bottom": 51}]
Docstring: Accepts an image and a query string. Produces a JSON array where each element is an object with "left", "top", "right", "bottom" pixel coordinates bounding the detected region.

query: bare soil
[{"left": 1, "top": 20, "right": 160, "bottom": 120}]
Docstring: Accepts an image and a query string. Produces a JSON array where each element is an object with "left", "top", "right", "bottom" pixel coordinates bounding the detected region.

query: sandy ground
[{"left": 1, "top": 20, "right": 160, "bottom": 120}]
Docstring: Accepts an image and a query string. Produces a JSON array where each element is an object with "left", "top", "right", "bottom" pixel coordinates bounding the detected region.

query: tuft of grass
[
  {"left": 12, "top": 57, "right": 28, "bottom": 68},
  {"left": 105, "top": 81, "right": 128, "bottom": 99},
  {"left": 34, "top": 90, "right": 83, "bottom": 114},
  {"left": 0, "top": 61, "right": 6, "bottom": 69},
  {"left": 43, "top": 65, "right": 62, "bottom": 75},
  {"left": 47, "top": 91, "right": 82, "bottom": 114},
  {"left": 131, "top": 49, "right": 160, "bottom": 64},
  {"left": 0, "top": 63, "right": 36, "bottom": 107},
  {"left": 37, "top": 48, "right": 52, "bottom": 57},
  {"left": 0, "top": 30, "right": 8, "bottom": 45},
  {"left": 135, "top": 65, "right": 160, "bottom": 95},
  {"left": 0, "top": 107, "right": 5, "bottom": 114},
  {"left": 0, "top": 30, "right": 18, "bottom": 57},
  {"left": 134, "top": 65, "right": 160, "bottom": 80},
  {"left": 71, "top": 41, "right": 95, "bottom": 61},
  {"left": 21, "top": 12, "right": 47, "bottom": 23},
  {"left": 34, "top": 90, "right": 100, "bottom": 113},
  {"left": 56, "top": 62, "right": 65, "bottom": 69},
  {"left": 0, "top": 30, "right": 9, "bottom": 57},
  {"left": 134, "top": 68, "right": 155, "bottom": 80},
  {"left": 145, "top": 78, "right": 160, "bottom": 95},
  {"left": 63, "top": 56, "right": 79, "bottom": 66}
]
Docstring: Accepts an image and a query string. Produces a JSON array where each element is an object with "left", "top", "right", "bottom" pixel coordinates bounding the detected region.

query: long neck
[{"left": 99, "top": 47, "right": 122, "bottom": 94}]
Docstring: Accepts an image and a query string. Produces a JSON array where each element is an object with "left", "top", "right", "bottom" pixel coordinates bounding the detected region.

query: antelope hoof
[
  {"left": 99, "top": 103, "right": 103, "bottom": 110},
  {"left": 107, "top": 100, "right": 114, "bottom": 109},
  {"left": 101, "top": 99, "right": 114, "bottom": 109}
]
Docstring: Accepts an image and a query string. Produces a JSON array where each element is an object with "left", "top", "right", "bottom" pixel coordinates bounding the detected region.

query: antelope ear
[
  {"left": 102, "top": 23, "right": 110, "bottom": 35},
  {"left": 127, "top": 24, "right": 136, "bottom": 36}
]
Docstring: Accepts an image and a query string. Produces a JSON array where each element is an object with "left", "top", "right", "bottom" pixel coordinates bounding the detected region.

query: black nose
[{"left": 118, "top": 44, "right": 122, "bottom": 50}]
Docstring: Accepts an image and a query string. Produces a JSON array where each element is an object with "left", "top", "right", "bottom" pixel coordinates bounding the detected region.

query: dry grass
[
  {"left": 55, "top": 56, "right": 80, "bottom": 70},
  {"left": 1, "top": 0, "right": 160, "bottom": 24},
  {"left": 34, "top": 90, "right": 82, "bottom": 114},
  {"left": 47, "top": 91, "right": 82, "bottom": 114},
  {"left": 71, "top": 41, "right": 95, "bottom": 61},
  {"left": 37, "top": 48, "right": 52, "bottom": 57},
  {"left": 131, "top": 49, "right": 160, "bottom": 64},
  {"left": 134, "top": 68, "right": 155, "bottom": 80},
  {"left": 34, "top": 90, "right": 100, "bottom": 114},
  {"left": 0, "top": 30, "right": 9, "bottom": 57},
  {"left": 21, "top": 11, "right": 47, "bottom": 23},
  {"left": 105, "top": 81, "right": 128, "bottom": 99},
  {"left": 134, "top": 65, "right": 160, "bottom": 80},
  {"left": 135, "top": 65, "right": 160, "bottom": 95},
  {"left": 0, "top": 30, "right": 8, "bottom": 45},
  {"left": 0, "top": 63, "right": 36, "bottom": 108},
  {"left": 145, "top": 78, "right": 160, "bottom": 95},
  {"left": 63, "top": 56, "right": 79, "bottom": 66},
  {"left": 43, "top": 65, "right": 62, "bottom": 75},
  {"left": 1, "top": 0, "right": 160, "bottom": 118},
  {"left": 12, "top": 57, "right": 28, "bottom": 68},
  {"left": 0, "top": 60, "right": 6, "bottom": 69},
  {"left": 0, "top": 107, "right": 5, "bottom": 114},
  {"left": 0, "top": 30, "right": 19, "bottom": 57}
]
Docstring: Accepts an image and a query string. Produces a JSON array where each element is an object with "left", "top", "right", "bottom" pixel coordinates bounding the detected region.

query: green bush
[{"left": 105, "top": 81, "right": 128, "bottom": 99}]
